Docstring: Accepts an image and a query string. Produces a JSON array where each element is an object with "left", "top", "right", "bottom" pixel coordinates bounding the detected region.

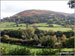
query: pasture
[
  {"left": 0, "top": 22, "right": 74, "bottom": 55},
  {"left": 0, "top": 22, "right": 72, "bottom": 31}
]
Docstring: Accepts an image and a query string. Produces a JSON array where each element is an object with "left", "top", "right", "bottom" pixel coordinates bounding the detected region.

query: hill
[{"left": 1, "top": 10, "right": 75, "bottom": 25}]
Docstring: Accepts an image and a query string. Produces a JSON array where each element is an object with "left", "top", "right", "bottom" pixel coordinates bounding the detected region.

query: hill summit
[{"left": 1, "top": 10, "right": 75, "bottom": 25}]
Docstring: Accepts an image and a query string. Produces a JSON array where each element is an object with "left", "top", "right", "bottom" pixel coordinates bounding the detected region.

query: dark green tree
[
  {"left": 65, "top": 36, "right": 75, "bottom": 48},
  {"left": 68, "top": 0, "right": 75, "bottom": 8},
  {"left": 39, "top": 36, "right": 56, "bottom": 48}
]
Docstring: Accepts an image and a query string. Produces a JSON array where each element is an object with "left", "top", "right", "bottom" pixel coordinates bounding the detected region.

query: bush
[
  {"left": 1, "top": 36, "right": 39, "bottom": 46},
  {"left": 39, "top": 35, "right": 57, "bottom": 48},
  {"left": 49, "top": 24, "right": 54, "bottom": 27},
  {"left": 1, "top": 29, "right": 74, "bottom": 40},
  {"left": 1, "top": 35, "right": 10, "bottom": 42},
  {"left": 1, "top": 48, "right": 8, "bottom": 55},
  {"left": 1, "top": 47, "right": 31, "bottom": 55},
  {"left": 9, "top": 47, "right": 30, "bottom": 55},
  {"left": 23, "top": 40, "right": 39, "bottom": 46},
  {"left": 61, "top": 34, "right": 67, "bottom": 42},
  {"left": 65, "top": 36, "right": 75, "bottom": 48},
  {"left": 1, "top": 30, "right": 22, "bottom": 38},
  {"left": 36, "top": 49, "right": 59, "bottom": 55},
  {"left": 1, "top": 29, "right": 35, "bottom": 40}
]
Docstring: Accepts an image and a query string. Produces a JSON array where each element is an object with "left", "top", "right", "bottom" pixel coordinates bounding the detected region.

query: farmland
[
  {"left": 0, "top": 22, "right": 74, "bottom": 55},
  {"left": 0, "top": 22, "right": 72, "bottom": 31}
]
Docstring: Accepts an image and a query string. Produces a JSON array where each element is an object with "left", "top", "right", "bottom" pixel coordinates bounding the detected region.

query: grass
[
  {"left": 0, "top": 42, "right": 74, "bottom": 55},
  {"left": 0, "top": 27, "right": 26, "bottom": 30},
  {"left": 0, "top": 22, "right": 72, "bottom": 31},
  {"left": 0, "top": 22, "right": 16, "bottom": 28},
  {"left": 0, "top": 43, "right": 42, "bottom": 55},
  {"left": 31, "top": 23, "right": 49, "bottom": 27},
  {"left": 0, "top": 27, "right": 72, "bottom": 32},
  {"left": 51, "top": 24, "right": 63, "bottom": 27},
  {"left": 0, "top": 43, "right": 74, "bottom": 52},
  {"left": 0, "top": 22, "right": 74, "bottom": 55},
  {"left": 38, "top": 27, "right": 72, "bottom": 32},
  {"left": 61, "top": 48, "right": 74, "bottom": 52}
]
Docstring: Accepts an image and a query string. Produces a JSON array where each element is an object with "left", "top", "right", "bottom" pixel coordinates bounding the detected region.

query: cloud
[{"left": 1, "top": 1, "right": 74, "bottom": 19}]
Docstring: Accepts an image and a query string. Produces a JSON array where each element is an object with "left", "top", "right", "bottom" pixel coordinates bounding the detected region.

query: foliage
[
  {"left": 1, "top": 35, "right": 39, "bottom": 46},
  {"left": 8, "top": 47, "right": 30, "bottom": 55},
  {"left": 1, "top": 35, "right": 10, "bottom": 42},
  {"left": 1, "top": 47, "right": 31, "bottom": 55},
  {"left": 36, "top": 49, "right": 59, "bottom": 55},
  {"left": 49, "top": 24, "right": 54, "bottom": 27},
  {"left": 61, "top": 34, "right": 67, "bottom": 42},
  {"left": 1, "top": 30, "right": 22, "bottom": 38},
  {"left": 53, "top": 35, "right": 57, "bottom": 41},
  {"left": 1, "top": 10, "right": 75, "bottom": 25},
  {"left": 65, "top": 36, "right": 75, "bottom": 48},
  {"left": 68, "top": 0, "right": 75, "bottom": 8},
  {"left": 39, "top": 35, "right": 57, "bottom": 48},
  {"left": 1, "top": 29, "right": 74, "bottom": 48},
  {"left": 0, "top": 43, "right": 74, "bottom": 55}
]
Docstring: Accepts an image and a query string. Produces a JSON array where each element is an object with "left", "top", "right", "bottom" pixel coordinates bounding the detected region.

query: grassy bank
[{"left": 0, "top": 43, "right": 74, "bottom": 55}]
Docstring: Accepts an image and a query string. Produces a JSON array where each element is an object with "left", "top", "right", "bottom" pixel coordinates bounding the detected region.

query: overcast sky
[{"left": 1, "top": 1, "right": 74, "bottom": 19}]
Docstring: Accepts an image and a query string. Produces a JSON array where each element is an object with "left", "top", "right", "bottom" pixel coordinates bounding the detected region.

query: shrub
[
  {"left": 36, "top": 49, "right": 59, "bottom": 55},
  {"left": 1, "top": 29, "right": 35, "bottom": 40},
  {"left": 39, "top": 35, "right": 57, "bottom": 48},
  {"left": 1, "top": 36, "right": 39, "bottom": 46},
  {"left": 63, "top": 31, "right": 74, "bottom": 38},
  {"left": 61, "top": 34, "right": 67, "bottom": 42},
  {"left": 26, "top": 28, "right": 35, "bottom": 35},
  {"left": 1, "top": 35, "right": 10, "bottom": 42},
  {"left": 53, "top": 35, "right": 57, "bottom": 42},
  {"left": 65, "top": 36, "right": 75, "bottom": 48},
  {"left": 33, "top": 34, "right": 39, "bottom": 40},
  {"left": 7, "top": 38, "right": 23, "bottom": 44},
  {"left": 1, "top": 48, "right": 8, "bottom": 55},
  {"left": 1, "top": 30, "right": 22, "bottom": 38},
  {"left": 1, "top": 29, "right": 74, "bottom": 39},
  {"left": 23, "top": 40, "right": 39, "bottom": 46},
  {"left": 49, "top": 24, "right": 54, "bottom": 27},
  {"left": 55, "top": 31, "right": 63, "bottom": 37},
  {"left": 55, "top": 42, "right": 61, "bottom": 48},
  {"left": 8, "top": 47, "right": 31, "bottom": 55}
]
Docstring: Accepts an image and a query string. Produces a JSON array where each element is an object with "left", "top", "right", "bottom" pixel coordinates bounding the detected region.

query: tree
[
  {"left": 1, "top": 35, "right": 10, "bottom": 42},
  {"left": 33, "top": 34, "right": 39, "bottom": 41},
  {"left": 53, "top": 35, "right": 57, "bottom": 42},
  {"left": 49, "top": 24, "right": 54, "bottom": 27},
  {"left": 68, "top": 0, "right": 75, "bottom": 8},
  {"left": 61, "top": 34, "right": 67, "bottom": 42},
  {"left": 61, "top": 34, "right": 67, "bottom": 48},
  {"left": 65, "top": 36, "right": 75, "bottom": 48},
  {"left": 14, "top": 16, "right": 21, "bottom": 27},
  {"left": 26, "top": 23, "right": 29, "bottom": 29},
  {"left": 39, "top": 36, "right": 56, "bottom": 48}
]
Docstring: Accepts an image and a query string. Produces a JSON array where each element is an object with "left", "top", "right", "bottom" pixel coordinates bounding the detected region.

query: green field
[
  {"left": 0, "top": 22, "right": 72, "bottom": 31},
  {"left": 0, "top": 43, "right": 74, "bottom": 55}
]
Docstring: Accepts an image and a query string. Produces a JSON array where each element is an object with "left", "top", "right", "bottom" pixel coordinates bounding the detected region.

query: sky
[{"left": 1, "top": 1, "right": 74, "bottom": 19}]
